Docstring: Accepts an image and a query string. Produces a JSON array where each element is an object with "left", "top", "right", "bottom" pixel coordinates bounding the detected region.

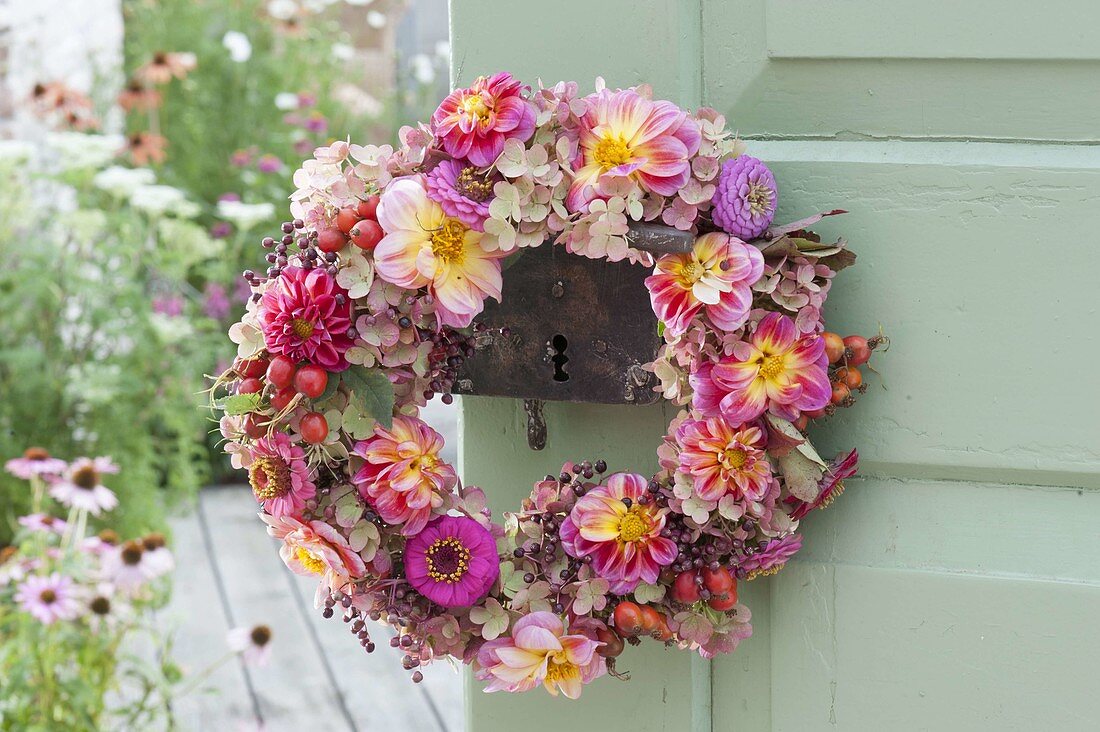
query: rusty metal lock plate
[{"left": 454, "top": 224, "right": 693, "bottom": 405}]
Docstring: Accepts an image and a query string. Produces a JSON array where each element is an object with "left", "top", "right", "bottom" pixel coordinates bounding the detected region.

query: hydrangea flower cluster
[{"left": 214, "top": 73, "right": 884, "bottom": 698}]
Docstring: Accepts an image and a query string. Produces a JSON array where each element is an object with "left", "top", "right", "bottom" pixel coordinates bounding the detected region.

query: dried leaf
[
  {"left": 764, "top": 414, "right": 805, "bottom": 457},
  {"left": 767, "top": 209, "right": 847, "bottom": 238}
]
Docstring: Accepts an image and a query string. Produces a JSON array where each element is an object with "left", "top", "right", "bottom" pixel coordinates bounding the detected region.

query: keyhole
[{"left": 551, "top": 334, "right": 569, "bottom": 382}]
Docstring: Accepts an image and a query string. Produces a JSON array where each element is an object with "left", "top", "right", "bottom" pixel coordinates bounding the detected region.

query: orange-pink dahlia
[
  {"left": 430, "top": 72, "right": 537, "bottom": 168},
  {"left": 677, "top": 417, "right": 771, "bottom": 502},
  {"left": 559, "top": 473, "right": 677, "bottom": 593},
  {"left": 566, "top": 87, "right": 701, "bottom": 212},
  {"left": 645, "top": 232, "right": 764, "bottom": 336},
  {"left": 352, "top": 416, "right": 456, "bottom": 536}
]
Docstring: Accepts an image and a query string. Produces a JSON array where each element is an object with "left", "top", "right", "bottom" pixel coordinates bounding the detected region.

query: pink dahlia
[
  {"left": 677, "top": 417, "right": 771, "bottom": 502},
  {"left": 352, "top": 416, "right": 457, "bottom": 536},
  {"left": 559, "top": 473, "right": 677, "bottom": 593},
  {"left": 711, "top": 155, "right": 777, "bottom": 240},
  {"left": 404, "top": 515, "right": 499, "bottom": 608},
  {"left": 431, "top": 72, "right": 537, "bottom": 167},
  {"left": 246, "top": 432, "right": 316, "bottom": 518},
  {"left": 262, "top": 513, "right": 367, "bottom": 591},
  {"left": 645, "top": 232, "right": 764, "bottom": 336},
  {"left": 476, "top": 611, "right": 605, "bottom": 698},
  {"left": 258, "top": 265, "right": 353, "bottom": 371},
  {"left": 5, "top": 447, "right": 67, "bottom": 480},
  {"left": 566, "top": 87, "right": 701, "bottom": 212},
  {"left": 50, "top": 457, "right": 119, "bottom": 516},
  {"left": 15, "top": 573, "right": 82, "bottom": 624},
  {"left": 738, "top": 534, "right": 802, "bottom": 580},
  {"left": 425, "top": 159, "right": 496, "bottom": 231},
  {"left": 690, "top": 312, "right": 829, "bottom": 424}
]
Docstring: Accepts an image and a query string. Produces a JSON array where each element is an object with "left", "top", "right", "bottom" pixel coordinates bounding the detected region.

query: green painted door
[{"left": 452, "top": 1, "right": 1100, "bottom": 730}]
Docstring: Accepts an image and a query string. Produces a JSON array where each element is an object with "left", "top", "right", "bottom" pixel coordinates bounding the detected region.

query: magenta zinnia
[
  {"left": 425, "top": 158, "right": 496, "bottom": 231},
  {"left": 258, "top": 265, "right": 353, "bottom": 371},
  {"left": 559, "top": 473, "right": 677, "bottom": 593},
  {"left": 677, "top": 417, "right": 771, "bottom": 502},
  {"left": 404, "top": 515, "right": 499, "bottom": 608},
  {"left": 690, "top": 312, "right": 830, "bottom": 424},
  {"left": 430, "top": 72, "right": 537, "bottom": 168},
  {"left": 247, "top": 432, "right": 316, "bottom": 518}
]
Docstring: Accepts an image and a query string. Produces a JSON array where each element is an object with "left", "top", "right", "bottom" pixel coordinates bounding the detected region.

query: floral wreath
[{"left": 214, "top": 73, "right": 886, "bottom": 699}]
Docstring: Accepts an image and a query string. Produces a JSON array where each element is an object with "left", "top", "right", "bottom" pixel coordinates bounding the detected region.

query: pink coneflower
[
  {"left": 227, "top": 624, "right": 274, "bottom": 666},
  {"left": 17, "top": 513, "right": 68, "bottom": 536},
  {"left": 15, "top": 573, "right": 83, "bottom": 624},
  {"left": 690, "top": 313, "right": 830, "bottom": 424},
  {"left": 5, "top": 447, "right": 68, "bottom": 480},
  {"left": 430, "top": 72, "right": 537, "bottom": 167},
  {"left": 140, "top": 533, "right": 175, "bottom": 577},
  {"left": 566, "top": 86, "right": 701, "bottom": 212},
  {"left": 559, "top": 473, "right": 677, "bottom": 593},
  {"left": 476, "top": 612, "right": 606, "bottom": 698},
  {"left": 677, "top": 417, "right": 772, "bottom": 503},
  {"left": 352, "top": 416, "right": 457, "bottom": 536},
  {"left": 103, "top": 540, "right": 155, "bottom": 592},
  {"left": 50, "top": 457, "right": 119, "bottom": 516},
  {"left": 404, "top": 515, "right": 499, "bottom": 608},
  {"left": 256, "top": 154, "right": 283, "bottom": 173},
  {"left": 258, "top": 265, "right": 354, "bottom": 371},
  {"left": 135, "top": 51, "right": 197, "bottom": 85},
  {"left": 738, "top": 534, "right": 802, "bottom": 580},
  {"left": 425, "top": 159, "right": 496, "bottom": 231},
  {"left": 246, "top": 433, "right": 316, "bottom": 519}
]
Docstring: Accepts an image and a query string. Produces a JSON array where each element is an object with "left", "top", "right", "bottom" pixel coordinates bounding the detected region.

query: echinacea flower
[
  {"left": 135, "top": 51, "right": 197, "bottom": 85},
  {"left": 476, "top": 611, "right": 605, "bottom": 698},
  {"left": 645, "top": 232, "right": 764, "bottom": 336},
  {"left": 246, "top": 433, "right": 316, "bottom": 518},
  {"left": 258, "top": 265, "right": 354, "bottom": 370},
  {"left": 677, "top": 417, "right": 771, "bottom": 502},
  {"left": 566, "top": 86, "right": 701, "bottom": 212},
  {"left": 690, "top": 313, "right": 830, "bottom": 424},
  {"left": 15, "top": 573, "right": 82, "bottom": 624},
  {"left": 404, "top": 515, "right": 499, "bottom": 608},
  {"left": 559, "top": 473, "right": 677, "bottom": 593},
  {"left": 126, "top": 131, "right": 168, "bottom": 166},
  {"left": 352, "top": 416, "right": 456, "bottom": 536},
  {"left": 786, "top": 448, "right": 858, "bottom": 520},
  {"left": 738, "top": 534, "right": 802, "bottom": 580},
  {"left": 5, "top": 447, "right": 67, "bottom": 480},
  {"left": 711, "top": 155, "right": 777, "bottom": 240},
  {"left": 228, "top": 624, "right": 274, "bottom": 666},
  {"left": 261, "top": 514, "right": 367, "bottom": 596},
  {"left": 140, "top": 533, "right": 176, "bottom": 576},
  {"left": 374, "top": 177, "right": 505, "bottom": 328},
  {"left": 103, "top": 540, "right": 157, "bottom": 592},
  {"left": 425, "top": 159, "right": 496, "bottom": 231},
  {"left": 17, "top": 513, "right": 68, "bottom": 535},
  {"left": 430, "top": 72, "right": 537, "bottom": 167},
  {"left": 50, "top": 457, "right": 119, "bottom": 515}
]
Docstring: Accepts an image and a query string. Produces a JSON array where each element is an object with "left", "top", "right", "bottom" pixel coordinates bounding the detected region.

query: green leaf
[
  {"left": 657, "top": 321, "right": 666, "bottom": 337},
  {"left": 340, "top": 367, "right": 394, "bottom": 429},
  {"left": 219, "top": 393, "right": 262, "bottom": 416}
]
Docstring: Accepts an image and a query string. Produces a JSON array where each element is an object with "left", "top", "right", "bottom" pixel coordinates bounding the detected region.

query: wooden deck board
[{"left": 166, "top": 486, "right": 464, "bottom": 731}]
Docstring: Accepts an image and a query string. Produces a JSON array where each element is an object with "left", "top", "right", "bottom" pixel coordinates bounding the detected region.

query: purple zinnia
[
  {"left": 738, "top": 533, "right": 802, "bottom": 580},
  {"left": 404, "top": 515, "right": 499, "bottom": 608},
  {"left": 711, "top": 155, "right": 777, "bottom": 240},
  {"left": 425, "top": 159, "right": 496, "bottom": 231}
]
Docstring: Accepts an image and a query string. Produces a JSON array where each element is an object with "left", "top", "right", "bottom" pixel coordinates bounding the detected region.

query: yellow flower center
[
  {"left": 746, "top": 182, "right": 774, "bottom": 216},
  {"left": 592, "top": 134, "right": 632, "bottom": 171},
  {"left": 409, "top": 454, "right": 439, "bottom": 473},
  {"left": 617, "top": 508, "right": 650, "bottom": 543},
  {"left": 461, "top": 94, "right": 490, "bottom": 122},
  {"left": 249, "top": 456, "right": 291, "bottom": 501},
  {"left": 431, "top": 219, "right": 469, "bottom": 264},
  {"left": 758, "top": 353, "right": 785, "bottom": 381},
  {"left": 545, "top": 653, "right": 581, "bottom": 685},
  {"left": 290, "top": 317, "right": 315, "bottom": 340},
  {"left": 425, "top": 537, "right": 471, "bottom": 584},
  {"left": 722, "top": 447, "right": 748, "bottom": 471},
  {"left": 680, "top": 260, "right": 705, "bottom": 284},
  {"left": 295, "top": 546, "right": 327, "bottom": 575}
]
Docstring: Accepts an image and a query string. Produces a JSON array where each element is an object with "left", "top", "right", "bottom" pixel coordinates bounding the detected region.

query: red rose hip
[
  {"left": 293, "top": 364, "right": 328, "bottom": 398},
  {"left": 266, "top": 355, "right": 297, "bottom": 389},
  {"left": 300, "top": 412, "right": 328, "bottom": 444}
]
